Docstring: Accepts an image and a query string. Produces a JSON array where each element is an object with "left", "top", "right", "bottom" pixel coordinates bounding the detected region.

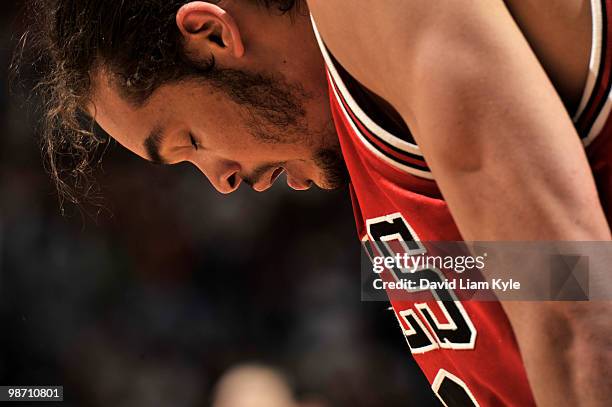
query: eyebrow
[{"left": 143, "top": 126, "right": 167, "bottom": 164}]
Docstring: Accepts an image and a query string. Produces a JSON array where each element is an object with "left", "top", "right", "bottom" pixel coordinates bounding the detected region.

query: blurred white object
[{"left": 212, "top": 364, "right": 297, "bottom": 407}]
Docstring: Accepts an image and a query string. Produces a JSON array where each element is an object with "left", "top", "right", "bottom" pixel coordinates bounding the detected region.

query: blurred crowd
[{"left": 0, "top": 2, "right": 438, "bottom": 406}]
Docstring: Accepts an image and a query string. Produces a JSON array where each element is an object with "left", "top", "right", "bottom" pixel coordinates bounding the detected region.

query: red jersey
[{"left": 312, "top": 0, "right": 612, "bottom": 404}]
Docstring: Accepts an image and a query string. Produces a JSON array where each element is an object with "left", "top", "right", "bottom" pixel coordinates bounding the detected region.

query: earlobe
[{"left": 176, "top": 2, "right": 245, "bottom": 58}]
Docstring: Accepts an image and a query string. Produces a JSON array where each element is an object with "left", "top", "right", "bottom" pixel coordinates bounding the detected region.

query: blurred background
[{"left": 1, "top": 2, "right": 438, "bottom": 406}]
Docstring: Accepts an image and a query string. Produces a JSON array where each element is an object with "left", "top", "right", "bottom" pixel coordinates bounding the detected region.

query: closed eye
[{"left": 189, "top": 133, "right": 199, "bottom": 151}]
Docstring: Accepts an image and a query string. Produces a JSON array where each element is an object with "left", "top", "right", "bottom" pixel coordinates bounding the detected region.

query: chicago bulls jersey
[{"left": 312, "top": 0, "right": 612, "bottom": 404}]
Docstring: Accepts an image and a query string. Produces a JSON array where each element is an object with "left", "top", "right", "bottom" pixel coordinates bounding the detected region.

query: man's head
[{"left": 25, "top": 0, "right": 347, "bottom": 203}]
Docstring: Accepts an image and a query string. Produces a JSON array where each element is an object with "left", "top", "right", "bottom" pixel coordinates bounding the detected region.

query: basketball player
[{"left": 20, "top": 0, "right": 612, "bottom": 405}]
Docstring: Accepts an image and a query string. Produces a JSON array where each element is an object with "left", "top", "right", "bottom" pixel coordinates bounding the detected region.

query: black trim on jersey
[
  {"left": 335, "top": 80, "right": 428, "bottom": 163},
  {"left": 329, "top": 52, "right": 419, "bottom": 146},
  {"left": 329, "top": 75, "right": 432, "bottom": 172},
  {"left": 312, "top": 15, "right": 433, "bottom": 177},
  {"left": 581, "top": 0, "right": 610, "bottom": 138}
]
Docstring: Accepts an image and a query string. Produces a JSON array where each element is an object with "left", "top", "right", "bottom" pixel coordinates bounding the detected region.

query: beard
[
  {"left": 207, "top": 67, "right": 349, "bottom": 189},
  {"left": 313, "top": 147, "right": 350, "bottom": 189}
]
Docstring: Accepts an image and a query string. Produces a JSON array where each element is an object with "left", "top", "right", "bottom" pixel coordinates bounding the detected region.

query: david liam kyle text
[{"left": 373, "top": 278, "right": 521, "bottom": 292}]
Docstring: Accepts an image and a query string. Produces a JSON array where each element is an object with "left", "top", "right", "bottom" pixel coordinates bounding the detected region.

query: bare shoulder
[
  {"left": 309, "top": 0, "right": 525, "bottom": 99},
  {"left": 306, "top": 0, "right": 433, "bottom": 93}
]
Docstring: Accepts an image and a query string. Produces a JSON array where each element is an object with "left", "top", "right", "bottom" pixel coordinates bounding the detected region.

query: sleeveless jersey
[{"left": 311, "top": 0, "right": 612, "bottom": 404}]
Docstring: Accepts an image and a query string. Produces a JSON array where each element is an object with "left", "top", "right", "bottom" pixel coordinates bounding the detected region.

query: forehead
[
  {"left": 88, "top": 68, "right": 253, "bottom": 163},
  {"left": 88, "top": 69, "right": 165, "bottom": 160},
  {"left": 89, "top": 68, "right": 230, "bottom": 165}
]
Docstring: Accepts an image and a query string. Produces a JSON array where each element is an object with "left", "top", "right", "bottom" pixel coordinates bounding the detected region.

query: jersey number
[
  {"left": 433, "top": 370, "right": 479, "bottom": 407},
  {"left": 365, "top": 213, "right": 479, "bottom": 407},
  {"left": 365, "top": 213, "right": 476, "bottom": 353}
]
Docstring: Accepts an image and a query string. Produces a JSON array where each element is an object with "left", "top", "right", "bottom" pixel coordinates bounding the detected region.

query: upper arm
[{"left": 308, "top": 0, "right": 610, "bottom": 240}]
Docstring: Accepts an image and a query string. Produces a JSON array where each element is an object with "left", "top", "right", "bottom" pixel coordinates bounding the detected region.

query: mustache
[{"left": 241, "top": 147, "right": 348, "bottom": 189}]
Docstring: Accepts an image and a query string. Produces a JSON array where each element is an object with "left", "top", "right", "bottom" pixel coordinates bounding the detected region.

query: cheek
[
  {"left": 189, "top": 104, "right": 316, "bottom": 161},
  {"left": 231, "top": 143, "right": 312, "bottom": 166}
]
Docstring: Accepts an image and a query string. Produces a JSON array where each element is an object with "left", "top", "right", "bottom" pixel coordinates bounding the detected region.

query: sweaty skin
[{"left": 307, "top": 0, "right": 611, "bottom": 406}]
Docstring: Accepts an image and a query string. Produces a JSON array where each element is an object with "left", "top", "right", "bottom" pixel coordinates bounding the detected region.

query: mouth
[
  {"left": 270, "top": 167, "right": 285, "bottom": 184},
  {"left": 263, "top": 166, "right": 313, "bottom": 191}
]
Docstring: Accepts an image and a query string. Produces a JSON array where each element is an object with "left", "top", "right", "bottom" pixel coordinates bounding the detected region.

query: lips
[
  {"left": 267, "top": 167, "right": 312, "bottom": 191},
  {"left": 286, "top": 175, "right": 312, "bottom": 191},
  {"left": 270, "top": 167, "right": 284, "bottom": 184}
]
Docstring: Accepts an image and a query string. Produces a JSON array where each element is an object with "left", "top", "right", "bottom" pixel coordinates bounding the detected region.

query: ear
[{"left": 176, "top": 2, "right": 245, "bottom": 59}]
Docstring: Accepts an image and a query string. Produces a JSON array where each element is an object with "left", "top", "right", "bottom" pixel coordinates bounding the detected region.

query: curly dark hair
[{"left": 14, "top": 0, "right": 300, "bottom": 208}]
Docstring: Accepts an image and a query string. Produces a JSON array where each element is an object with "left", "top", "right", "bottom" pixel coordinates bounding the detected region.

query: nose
[
  {"left": 196, "top": 160, "right": 242, "bottom": 194},
  {"left": 214, "top": 167, "right": 242, "bottom": 194}
]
